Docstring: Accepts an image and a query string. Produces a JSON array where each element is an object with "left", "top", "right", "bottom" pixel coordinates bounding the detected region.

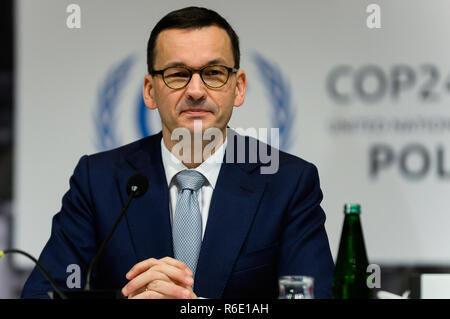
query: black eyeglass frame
[{"left": 150, "top": 64, "right": 239, "bottom": 89}]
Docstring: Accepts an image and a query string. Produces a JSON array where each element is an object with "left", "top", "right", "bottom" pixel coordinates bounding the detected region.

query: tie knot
[{"left": 174, "top": 170, "right": 206, "bottom": 191}]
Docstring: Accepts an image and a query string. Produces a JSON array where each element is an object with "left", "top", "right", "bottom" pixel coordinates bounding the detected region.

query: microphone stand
[
  {"left": 84, "top": 192, "right": 134, "bottom": 291},
  {"left": 53, "top": 191, "right": 135, "bottom": 299},
  {"left": 54, "top": 175, "right": 148, "bottom": 298},
  {"left": 1, "top": 174, "right": 148, "bottom": 299}
]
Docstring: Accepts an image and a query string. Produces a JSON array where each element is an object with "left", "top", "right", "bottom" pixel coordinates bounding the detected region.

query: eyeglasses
[{"left": 150, "top": 64, "right": 238, "bottom": 89}]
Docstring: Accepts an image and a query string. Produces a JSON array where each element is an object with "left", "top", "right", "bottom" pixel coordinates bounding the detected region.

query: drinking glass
[{"left": 278, "top": 276, "right": 314, "bottom": 299}]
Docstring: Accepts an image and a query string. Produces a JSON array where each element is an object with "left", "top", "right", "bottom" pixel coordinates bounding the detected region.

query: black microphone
[
  {"left": 84, "top": 173, "right": 149, "bottom": 291},
  {"left": 1, "top": 174, "right": 149, "bottom": 299}
]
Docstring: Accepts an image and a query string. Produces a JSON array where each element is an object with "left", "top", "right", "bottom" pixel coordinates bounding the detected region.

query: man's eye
[
  {"left": 167, "top": 72, "right": 189, "bottom": 78},
  {"left": 205, "top": 70, "right": 223, "bottom": 76}
]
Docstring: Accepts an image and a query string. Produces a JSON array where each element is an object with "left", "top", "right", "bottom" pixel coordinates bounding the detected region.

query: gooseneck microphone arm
[
  {"left": 84, "top": 174, "right": 149, "bottom": 291},
  {"left": 0, "top": 174, "right": 149, "bottom": 298},
  {"left": 0, "top": 249, "right": 68, "bottom": 299},
  {"left": 84, "top": 193, "right": 134, "bottom": 291}
]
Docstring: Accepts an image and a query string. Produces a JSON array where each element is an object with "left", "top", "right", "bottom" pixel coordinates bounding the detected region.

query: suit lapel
[
  {"left": 116, "top": 132, "right": 174, "bottom": 263},
  {"left": 194, "top": 131, "right": 267, "bottom": 298}
]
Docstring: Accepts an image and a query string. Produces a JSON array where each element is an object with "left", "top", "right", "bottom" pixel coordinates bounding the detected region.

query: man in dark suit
[{"left": 22, "top": 6, "right": 334, "bottom": 299}]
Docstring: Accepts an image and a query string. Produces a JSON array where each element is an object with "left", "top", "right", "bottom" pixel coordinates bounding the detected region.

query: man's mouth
[{"left": 181, "top": 108, "right": 211, "bottom": 116}]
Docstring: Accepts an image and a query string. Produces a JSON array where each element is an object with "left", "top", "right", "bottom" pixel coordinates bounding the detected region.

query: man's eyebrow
[
  {"left": 162, "top": 58, "right": 230, "bottom": 69},
  {"left": 162, "top": 62, "right": 187, "bottom": 68},
  {"left": 204, "top": 58, "right": 228, "bottom": 65}
]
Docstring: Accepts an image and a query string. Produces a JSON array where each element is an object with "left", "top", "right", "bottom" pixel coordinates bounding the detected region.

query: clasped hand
[{"left": 121, "top": 257, "right": 197, "bottom": 299}]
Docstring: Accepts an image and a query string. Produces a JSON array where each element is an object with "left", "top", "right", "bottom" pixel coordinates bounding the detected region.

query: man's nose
[{"left": 185, "top": 73, "right": 207, "bottom": 100}]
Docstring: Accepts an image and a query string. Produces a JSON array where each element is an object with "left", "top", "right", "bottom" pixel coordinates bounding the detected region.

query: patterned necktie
[{"left": 172, "top": 170, "right": 206, "bottom": 276}]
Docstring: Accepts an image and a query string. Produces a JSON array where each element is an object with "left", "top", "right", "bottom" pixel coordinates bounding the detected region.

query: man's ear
[
  {"left": 143, "top": 74, "right": 157, "bottom": 110},
  {"left": 233, "top": 70, "right": 247, "bottom": 107}
]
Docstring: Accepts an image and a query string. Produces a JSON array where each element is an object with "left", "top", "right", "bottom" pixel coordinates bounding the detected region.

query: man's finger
[
  {"left": 150, "top": 263, "right": 194, "bottom": 286},
  {"left": 122, "top": 269, "right": 169, "bottom": 297},
  {"left": 131, "top": 290, "right": 164, "bottom": 299},
  {"left": 146, "top": 279, "right": 191, "bottom": 299},
  {"left": 127, "top": 286, "right": 146, "bottom": 299},
  {"left": 160, "top": 257, "right": 192, "bottom": 273},
  {"left": 126, "top": 258, "right": 160, "bottom": 279},
  {"left": 126, "top": 257, "right": 193, "bottom": 280},
  {"left": 126, "top": 261, "right": 193, "bottom": 289},
  {"left": 122, "top": 264, "right": 193, "bottom": 296},
  {"left": 128, "top": 281, "right": 197, "bottom": 299}
]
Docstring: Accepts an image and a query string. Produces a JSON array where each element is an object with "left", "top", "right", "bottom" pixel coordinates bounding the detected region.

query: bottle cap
[{"left": 344, "top": 203, "right": 361, "bottom": 214}]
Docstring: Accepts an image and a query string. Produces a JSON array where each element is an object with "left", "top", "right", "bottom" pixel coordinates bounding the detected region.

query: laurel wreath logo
[
  {"left": 253, "top": 52, "right": 295, "bottom": 151},
  {"left": 95, "top": 54, "right": 137, "bottom": 151}
]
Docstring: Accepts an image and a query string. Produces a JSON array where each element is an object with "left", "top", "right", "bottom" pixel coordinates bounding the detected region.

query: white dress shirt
[{"left": 160, "top": 135, "right": 227, "bottom": 239}]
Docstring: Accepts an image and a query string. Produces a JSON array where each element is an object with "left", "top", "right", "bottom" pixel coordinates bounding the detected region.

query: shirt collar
[{"left": 160, "top": 132, "right": 227, "bottom": 189}]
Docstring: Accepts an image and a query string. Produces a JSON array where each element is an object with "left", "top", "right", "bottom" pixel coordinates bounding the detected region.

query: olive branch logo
[
  {"left": 95, "top": 54, "right": 137, "bottom": 151},
  {"left": 253, "top": 52, "right": 295, "bottom": 151}
]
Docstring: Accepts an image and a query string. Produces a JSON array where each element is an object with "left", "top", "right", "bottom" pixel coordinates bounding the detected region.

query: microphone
[
  {"left": 126, "top": 173, "right": 149, "bottom": 198},
  {"left": 0, "top": 174, "right": 149, "bottom": 299},
  {"left": 84, "top": 173, "right": 149, "bottom": 291}
]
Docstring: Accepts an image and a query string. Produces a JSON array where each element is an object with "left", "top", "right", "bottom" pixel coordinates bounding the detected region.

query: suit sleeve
[
  {"left": 21, "top": 155, "right": 97, "bottom": 298},
  {"left": 277, "top": 162, "right": 335, "bottom": 299}
]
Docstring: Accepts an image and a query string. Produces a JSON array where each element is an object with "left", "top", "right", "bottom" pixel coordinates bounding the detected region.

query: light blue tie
[{"left": 172, "top": 170, "right": 206, "bottom": 276}]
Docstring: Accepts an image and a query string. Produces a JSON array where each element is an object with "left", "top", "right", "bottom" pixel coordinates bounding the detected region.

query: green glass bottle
[{"left": 332, "top": 203, "right": 373, "bottom": 299}]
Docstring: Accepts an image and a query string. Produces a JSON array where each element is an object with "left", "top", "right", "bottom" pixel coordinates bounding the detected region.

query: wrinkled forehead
[{"left": 153, "top": 26, "right": 235, "bottom": 70}]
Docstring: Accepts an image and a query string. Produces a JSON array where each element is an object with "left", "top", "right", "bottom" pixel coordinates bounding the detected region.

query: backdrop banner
[{"left": 14, "top": 0, "right": 450, "bottom": 268}]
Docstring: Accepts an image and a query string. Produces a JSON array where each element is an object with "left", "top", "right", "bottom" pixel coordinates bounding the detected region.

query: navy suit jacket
[{"left": 22, "top": 129, "right": 334, "bottom": 299}]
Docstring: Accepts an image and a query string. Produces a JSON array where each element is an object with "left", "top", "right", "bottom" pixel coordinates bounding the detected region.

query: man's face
[{"left": 143, "top": 25, "right": 246, "bottom": 140}]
